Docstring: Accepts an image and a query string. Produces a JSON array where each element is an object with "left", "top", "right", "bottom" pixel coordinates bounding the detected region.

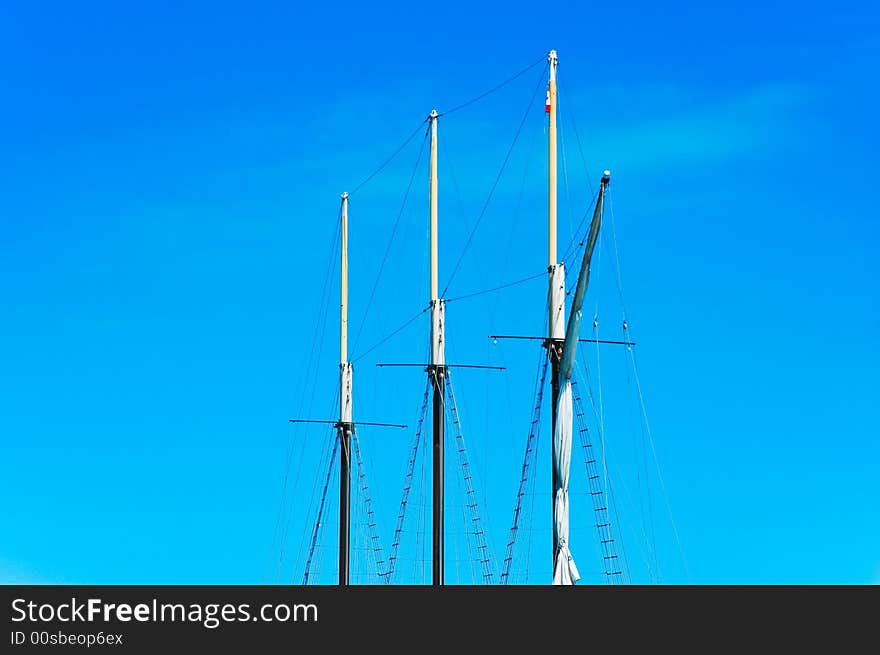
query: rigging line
[
  {"left": 606, "top": 186, "right": 673, "bottom": 581},
  {"left": 349, "top": 447, "right": 362, "bottom": 583},
  {"left": 448, "top": 420, "right": 476, "bottom": 584},
  {"left": 527, "top": 308, "right": 551, "bottom": 584},
  {"left": 587, "top": 239, "right": 608, "bottom": 574},
  {"left": 493, "top": 97, "right": 539, "bottom": 309},
  {"left": 626, "top": 338, "right": 692, "bottom": 582},
  {"left": 451, "top": 478, "right": 463, "bottom": 583},
  {"left": 291, "top": 403, "right": 338, "bottom": 581},
  {"left": 577, "top": 354, "right": 648, "bottom": 583},
  {"left": 638, "top": 342, "right": 658, "bottom": 579},
  {"left": 606, "top": 184, "right": 656, "bottom": 578},
  {"left": 350, "top": 127, "right": 431, "bottom": 354},
  {"left": 271, "top": 424, "right": 299, "bottom": 583},
  {"left": 291, "top": 393, "right": 339, "bottom": 562},
  {"left": 271, "top": 215, "right": 340, "bottom": 579},
  {"left": 606, "top": 474, "right": 633, "bottom": 584},
  {"left": 440, "top": 63, "right": 548, "bottom": 298},
  {"left": 460, "top": 482, "right": 474, "bottom": 585},
  {"left": 442, "top": 128, "right": 498, "bottom": 331},
  {"left": 276, "top": 254, "right": 341, "bottom": 580},
  {"left": 556, "top": 79, "right": 596, "bottom": 198},
  {"left": 417, "top": 401, "right": 429, "bottom": 584},
  {"left": 287, "top": 368, "right": 340, "bottom": 579},
  {"left": 560, "top": 195, "right": 600, "bottom": 271},
  {"left": 628, "top": 363, "right": 657, "bottom": 583},
  {"left": 361, "top": 435, "right": 386, "bottom": 584},
  {"left": 439, "top": 54, "right": 547, "bottom": 117},
  {"left": 560, "top": 188, "right": 600, "bottom": 267},
  {"left": 311, "top": 470, "right": 337, "bottom": 583},
  {"left": 342, "top": 429, "right": 356, "bottom": 583},
  {"left": 445, "top": 270, "right": 546, "bottom": 304},
  {"left": 523, "top": 434, "right": 542, "bottom": 584},
  {"left": 570, "top": 374, "right": 629, "bottom": 584},
  {"left": 575, "top": 344, "right": 655, "bottom": 583},
  {"left": 445, "top": 376, "right": 497, "bottom": 583},
  {"left": 413, "top": 341, "right": 431, "bottom": 584},
  {"left": 594, "top": 234, "right": 607, "bottom": 520},
  {"left": 501, "top": 353, "right": 549, "bottom": 584},
  {"left": 607, "top": 186, "right": 630, "bottom": 321},
  {"left": 383, "top": 378, "right": 431, "bottom": 583},
  {"left": 301, "top": 434, "right": 340, "bottom": 584},
  {"left": 558, "top": 85, "right": 577, "bottom": 252},
  {"left": 349, "top": 118, "right": 429, "bottom": 197},
  {"left": 351, "top": 305, "right": 429, "bottom": 364},
  {"left": 352, "top": 431, "right": 389, "bottom": 581},
  {"left": 482, "top": 333, "right": 491, "bottom": 536}
]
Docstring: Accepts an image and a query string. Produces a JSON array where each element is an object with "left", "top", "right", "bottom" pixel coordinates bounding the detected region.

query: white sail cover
[
  {"left": 431, "top": 299, "right": 445, "bottom": 366},
  {"left": 340, "top": 362, "right": 353, "bottom": 424},
  {"left": 552, "top": 379, "right": 580, "bottom": 585},
  {"left": 549, "top": 263, "right": 566, "bottom": 341}
]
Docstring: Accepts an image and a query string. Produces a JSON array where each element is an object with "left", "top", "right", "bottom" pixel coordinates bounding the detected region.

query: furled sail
[{"left": 552, "top": 172, "right": 609, "bottom": 585}]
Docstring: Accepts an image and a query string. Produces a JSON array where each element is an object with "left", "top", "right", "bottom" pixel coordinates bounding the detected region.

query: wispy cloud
[{"left": 576, "top": 83, "right": 815, "bottom": 171}]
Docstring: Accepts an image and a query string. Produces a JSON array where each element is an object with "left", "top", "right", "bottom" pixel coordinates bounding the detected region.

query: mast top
[
  {"left": 548, "top": 49, "right": 558, "bottom": 64},
  {"left": 429, "top": 109, "right": 438, "bottom": 120},
  {"left": 341, "top": 191, "right": 348, "bottom": 200},
  {"left": 602, "top": 170, "right": 611, "bottom": 183}
]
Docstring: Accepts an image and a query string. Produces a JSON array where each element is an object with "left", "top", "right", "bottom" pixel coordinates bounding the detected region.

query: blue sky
[{"left": 1, "top": 1, "right": 877, "bottom": 584}]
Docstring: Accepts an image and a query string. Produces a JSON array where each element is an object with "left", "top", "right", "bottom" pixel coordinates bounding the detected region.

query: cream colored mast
[
  {"left": 546, "top": 49, "right": 567, "bottom": 573},
  {"left": 427, "top": 108, "right": 446, "bottom": 586},
  {"left": 429, "top": 108, "right": 445, "bottom": 369},
  {"left": 548, "top": 49, "right": 564, "bottom": 340},
  {"left": 338, "top": 191, "right": 353, "bottom": 586},
  {"left": 340, "top": 192, "right": 353, "bottom": 428},
  {"left": 429, "top": 109, "right": 444, "bottom": 371},
  {"left": 340, "top": 193, "right": 349, "bottom": 372}
]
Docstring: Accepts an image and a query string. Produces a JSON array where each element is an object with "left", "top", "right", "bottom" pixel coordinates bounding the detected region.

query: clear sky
[{"left": 1, "top": 1, "right": 877, "bottom": 585}]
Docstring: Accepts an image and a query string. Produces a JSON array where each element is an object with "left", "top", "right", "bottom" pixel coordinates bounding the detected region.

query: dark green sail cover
[{"left": 560, "top": 177, "right": 607, "bottom": 380}]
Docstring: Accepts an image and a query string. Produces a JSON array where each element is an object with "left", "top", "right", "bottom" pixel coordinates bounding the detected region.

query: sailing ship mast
[
  {"left": 546, "top": 49, "right": 568, "bottom": 578},
  {"left": 290, "top": 191, "right": 407, "bottom": 585},
  {"left": 338, "top": 191, "right": 353, "bottom": 586},
  {"left": 293, "top": 50, "right": 629, "bottom": 586},
  {"left": 427, "top": 109, "right": 446, "bottom": 586},
  {"left": 546, "top": 48, "right": 611, "bottom": 584}
]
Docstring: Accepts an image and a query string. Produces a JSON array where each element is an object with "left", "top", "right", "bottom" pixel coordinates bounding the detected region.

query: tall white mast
[
  {"left": 340, "top": 192, "right": 350, "bottom": 379},
  {"left": 429, "top": 109, "right": 445, "bottom": 368}
]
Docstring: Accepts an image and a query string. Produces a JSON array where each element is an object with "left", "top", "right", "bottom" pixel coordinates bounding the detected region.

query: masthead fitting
[
  {"left": 341, "top": 191, "right": 348, "bottom": 200},
  {"left": 429, "top": 109, "right": 439, "bottom": 119},
  {"left": 548, "top": 49, "right": 558, "bottom": 64}
]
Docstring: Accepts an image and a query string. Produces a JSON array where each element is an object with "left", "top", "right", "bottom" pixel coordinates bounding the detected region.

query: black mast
[
  {"left": 338, "top": 420, "right": 352, "bottom": 585},
  {"left": 549, "top": 340, "right": 562, "bottom": 567},
  {"left": 430, "top": 360, "right": 445, "bottom": 585}
]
